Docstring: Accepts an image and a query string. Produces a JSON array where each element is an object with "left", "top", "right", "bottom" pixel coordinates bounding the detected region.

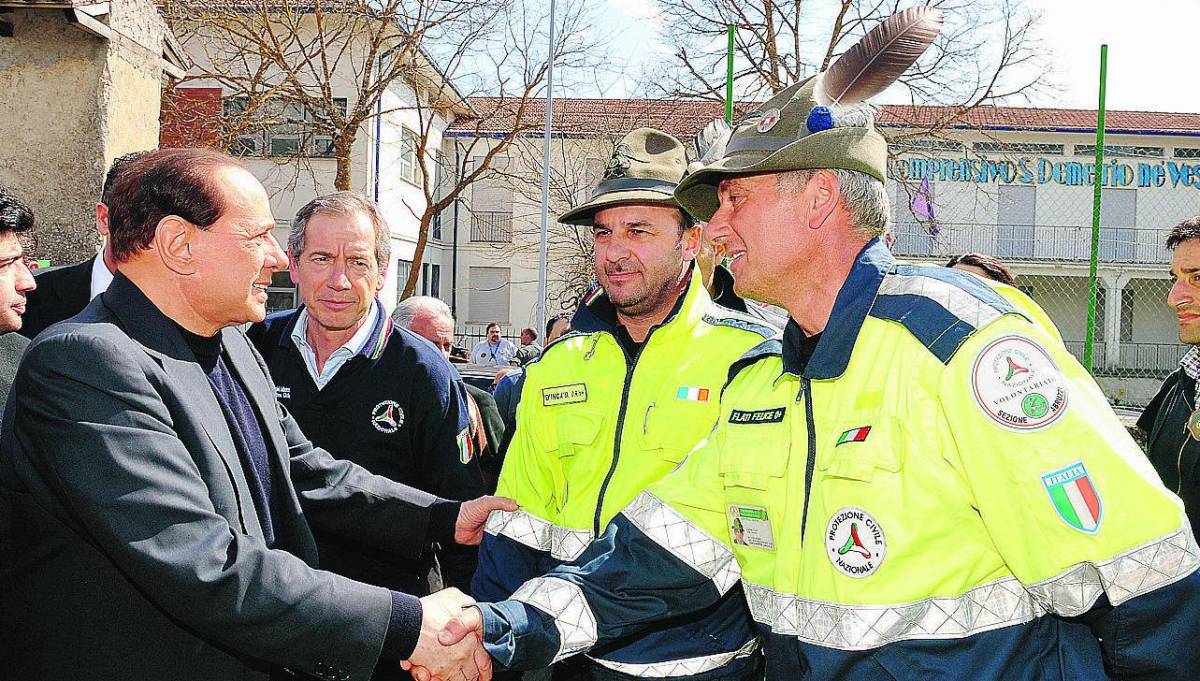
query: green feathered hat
[{"left": 676, "top": 7, "right": 943, "bottom": 221}]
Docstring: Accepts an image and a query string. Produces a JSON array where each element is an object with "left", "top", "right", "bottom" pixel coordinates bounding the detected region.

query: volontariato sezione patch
[{"left": 970, "top": 335, "right": 1068, "bottom": 430}]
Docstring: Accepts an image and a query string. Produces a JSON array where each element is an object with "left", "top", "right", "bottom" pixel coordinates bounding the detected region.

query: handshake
[{"left": 402, "top": 588, "right": 492, "bottom": 681}]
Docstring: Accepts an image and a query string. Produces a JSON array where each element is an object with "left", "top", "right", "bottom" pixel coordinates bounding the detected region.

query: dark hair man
[
  {"left": 21, "top": 150, "right": 145, "bottom": 338},
  {"left": 946, "top": 252, "right": 1018, "bottom": 286},
  {"left": 1138, "top": 216, "right": 1200, "bottom": 532},
  {"left": 471, "top": 321, "right": 516, "bottom": 366},
  {"left": 247, "top": 193, "right": 487, "bottom": 623},
  {"left": 471, "top": 128, "right": 778, "bottom": 681},
  {"left": 0, "top": 185, "right": 36, "bottom": 405},
  {"left": 443, "top": 9, "right": 1200, "bottom": 680},
  {"left": 0, "top": 148, "right": 511, "bottom": 681}
]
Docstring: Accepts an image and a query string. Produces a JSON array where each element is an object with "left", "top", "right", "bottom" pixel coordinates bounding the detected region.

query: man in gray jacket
[{"left": 0, "top": 149, "right": 507, "bottom": 681}]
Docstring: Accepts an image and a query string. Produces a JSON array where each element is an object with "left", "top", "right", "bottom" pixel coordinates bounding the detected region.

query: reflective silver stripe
[
  {"left": 621, "top": 491, "right": 741, "bottom": 595},
  {"left": 587, "top": 637, "right": 760, "bottom": 677},
  {"left": 512, "top": 577, "right": 598, "bottom": 662},
  {"left": 484, "top": 509, "right": 593, "bottom": 561},
  {"left": 744, "top": 577, "right": 1042, "bottom": 651},
  {"left": 745, "top": 523, "right": 1200, "bottom": 651},
  {"left": 878, "top": 273, "right": 1005, "bottom": 330},
  {"left": 1028, "top": 522, "right": 1200, "bottom": 615}
]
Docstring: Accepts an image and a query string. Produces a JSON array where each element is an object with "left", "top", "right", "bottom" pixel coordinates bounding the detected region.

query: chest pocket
[
  {"left": 819, "top": 417, "right": 903, "bottom": 483},
  {"left": 640, "top": 400, "right": 718, "bottom": 463},
  {"left": 718, "top": 419, "right": 790, "bottom": 490},
  {"left": 548, "top": 410, "right": 605, "bottom": 512}
]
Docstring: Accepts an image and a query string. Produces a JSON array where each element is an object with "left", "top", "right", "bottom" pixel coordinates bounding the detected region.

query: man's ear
[
  {"left": 95, "top": 203, "right": 110, "bottom": 238},
  {"left": 807, "top": 170, "right": 841, "bottom": 231},
  {"left": 376, "top": 262, "right": 388, "bottom": 294},
  {"left": 288, "top": 248, "right": 301, "bottom": 286},
  {"left": 155, "top": 216, "right": 198, "bottom": 275},
  {"left": 681, "top": 223, "right": 703, "bottom": 261}
]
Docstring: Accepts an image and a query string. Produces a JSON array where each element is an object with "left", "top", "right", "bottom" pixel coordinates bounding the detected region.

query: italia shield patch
[
  {"left": 457, "top": 428, "right": 475, "bottom": 464},
  {"left": 1041, "top": 461, "right": 1102, "bottom": 534}
]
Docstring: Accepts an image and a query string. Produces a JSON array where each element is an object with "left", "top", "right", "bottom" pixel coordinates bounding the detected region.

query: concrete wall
[
  {"left": 0, "top": 9, "right": 107, "bottom": 262},
  {"left": 0, "top": 2, "right": 168, "bottom": 264}
]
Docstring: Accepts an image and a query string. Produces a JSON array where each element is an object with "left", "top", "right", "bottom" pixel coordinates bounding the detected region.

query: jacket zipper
[
  {"left": 1178, "top": 393, "right": 1195, "bottom": 495},
  {"left": 595, "top": 343, "right": 639, "bottom": 536},
  {"left": 799, "top": 377, "right": 817, "bottom": 543}
]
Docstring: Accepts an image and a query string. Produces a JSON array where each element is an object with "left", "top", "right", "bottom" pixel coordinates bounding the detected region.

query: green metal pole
[
  {"left": 1084, "top": 44, "right": 1108, "bottom": 373},
  {"left": 725, "top": 24, "right": 735, "bottom": 124}
]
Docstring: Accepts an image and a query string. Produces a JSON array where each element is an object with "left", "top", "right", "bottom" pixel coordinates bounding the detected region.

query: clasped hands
[
  {"left": 402, "top": 495, "right": 516, "bottom": 681},
  {"left": 401, "top": 587, "right": 489, "bottom": 681}
]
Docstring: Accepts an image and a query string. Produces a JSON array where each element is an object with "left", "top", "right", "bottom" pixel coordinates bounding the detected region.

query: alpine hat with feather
[
  {"left": 676, "top": 7, "right": 943, "bottom": 221},
  {"left": 559, "top": 127, "right": 689, "bottom": 226}
]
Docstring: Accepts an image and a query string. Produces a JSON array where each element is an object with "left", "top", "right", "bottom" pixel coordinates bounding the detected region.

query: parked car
[{"left": 453, "top": 363, "right": 504, "bottom": 393}]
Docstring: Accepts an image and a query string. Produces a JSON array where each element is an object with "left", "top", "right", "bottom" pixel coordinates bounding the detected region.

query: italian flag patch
[
  {"left": 1041, "top": 461, "right": 1102, "bottom": 533},
  {"left": 676, "top": 386, "right": 711, "bottom": 402},
  {"left": 457, "top": 428, "right": 475, "bottom": 464},
  {"left": 836, "top": 426, "right": 871, "bottom": 446}
]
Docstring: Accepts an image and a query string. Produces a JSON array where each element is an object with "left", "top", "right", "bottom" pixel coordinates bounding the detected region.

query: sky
[{"left": 596, "top": 0, "right": 1200, "bottom": 113}]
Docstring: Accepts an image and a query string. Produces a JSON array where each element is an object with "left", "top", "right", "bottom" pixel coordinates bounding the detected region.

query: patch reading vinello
[{"left": 542, "top": 383, "right": 588, "bottom": 407}]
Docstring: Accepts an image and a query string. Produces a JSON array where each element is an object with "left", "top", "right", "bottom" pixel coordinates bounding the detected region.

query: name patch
[
  {"left": 542, "top": 383, "right": 588, "bottom": 407},
  {"left": 729, "top": 407, "right": 786, "bottom": 424}
]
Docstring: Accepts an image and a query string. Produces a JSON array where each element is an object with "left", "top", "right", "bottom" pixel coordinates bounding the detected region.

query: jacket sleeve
[
  {"left": 472, "top": 380, "right": 564, "bottom": 603},
  {"left": 411, "top": 361, "right": 485, "bottom": 590},
  {"left": 12, "top": 333, "right": 394, "bottom": 681},
  {"left": 478, "top": 430, "right": 740, "bottom": 670},
  {"left": 938, "top": 314, "right": 1200, "bottom": 680}
]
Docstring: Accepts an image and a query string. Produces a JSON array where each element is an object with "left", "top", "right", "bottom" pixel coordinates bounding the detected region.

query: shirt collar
[
  {"left": 1180, "top": 345, "right": 1200, "bottom": 382},
  {"left": 90, "top": 249, "right": 114, "bottom": 300},
  {"left": 290, "top": 298, "right": 384, "bottom": 363},
  {"left": 781, "top": 238, "right": 893, "bottom": 380}
]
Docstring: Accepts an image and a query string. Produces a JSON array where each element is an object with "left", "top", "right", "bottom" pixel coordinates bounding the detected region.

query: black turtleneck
[
  {"left": 177, "top": 324, "right": 279, "bottom": 548},
  {"left": 782, "top": 318, "right": 823, "bottom": 376}
]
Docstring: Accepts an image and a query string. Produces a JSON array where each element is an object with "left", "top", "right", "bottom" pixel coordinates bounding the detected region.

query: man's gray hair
[
  {"left": 776, "top": 103, "right": 891, "bottom": 238},
  {"left": 392, "top": 295, "right": 453, "bottom": 328},
  {"left": 289, "top": 191, "right": 392, "bottom": 268}
]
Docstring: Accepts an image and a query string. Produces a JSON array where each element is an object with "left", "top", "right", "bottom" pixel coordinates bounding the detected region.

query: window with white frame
[
  {"left": 397, "top": 127, "right": 422, "bottom": 186},
  {"left": 469, "top": 267, "right": 510, "bottom": 323},
  {"left": 222, "top": 96, "right": 347, "bottom": 159}
]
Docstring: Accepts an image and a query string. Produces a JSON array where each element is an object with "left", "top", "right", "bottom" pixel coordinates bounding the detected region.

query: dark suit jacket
[
  {"left": 20, "top": 256, "right": 93, "bottom": 339},
  {"left": 0, "top": 274, "right": 449, "bottom": 681},
  {"left": 0, "top": 332, "right": 28, "bottom": 410}
]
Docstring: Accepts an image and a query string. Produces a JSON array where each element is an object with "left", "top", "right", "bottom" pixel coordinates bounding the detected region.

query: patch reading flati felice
[
  {"left": 542, "top": 383, "right": 588, "bottom": 407},
  {"left": 728, "top": 407, "right": 786, "bottom": 424},
  {"left": 970, "top": 335, "right": 1067, "bottom": 430}
]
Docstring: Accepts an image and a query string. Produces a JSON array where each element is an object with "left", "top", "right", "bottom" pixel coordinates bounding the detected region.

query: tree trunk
[
  {"left": 334, "top": 132, "right": 355, "bottom": 190},
  {"left": 401, "top": 211, "right": 433, "bottom": 300}
]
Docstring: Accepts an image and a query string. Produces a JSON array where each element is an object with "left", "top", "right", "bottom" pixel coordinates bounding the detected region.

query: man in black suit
[
  {"left": 0, "top": 149, "right": 507, "bottom": 681},
  {"left": 19, "top": 151, "right": 142, "bottom": 338},
  {"left": 0, "top": 186, "right": 36, "bottom": 406}
]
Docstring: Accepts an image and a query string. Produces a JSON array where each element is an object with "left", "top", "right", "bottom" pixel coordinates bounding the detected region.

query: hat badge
[
  {"left": 756, "top": 109, "right": 781, "bottom": 133},
  {"left": 603, "top": 143, "right": 648, "bottom": 180}
]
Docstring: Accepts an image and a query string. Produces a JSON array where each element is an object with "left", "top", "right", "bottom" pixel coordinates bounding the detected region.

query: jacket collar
[
  {"left": 273, "top": 298, "right": 392, "bottom": 360},
  {"left": 782, "top": 238, "right": 893, "bottom": 380},
  {"left": 101, "top": 272, "right": 198, "bottom": 361},
  {"left": 571, "top": 264, "right": 709, "bottom": 342}
]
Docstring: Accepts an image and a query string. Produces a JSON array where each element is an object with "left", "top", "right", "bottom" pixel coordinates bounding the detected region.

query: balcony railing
[
  {"left": 471, "top": 211, "right": 513, "bottom": 243},
  {"left": 1062, "top": 340, "right": 1188, "bottom": 378},
  {"left": 891, "top": 222, "right": 1171, "bottom": 265}
]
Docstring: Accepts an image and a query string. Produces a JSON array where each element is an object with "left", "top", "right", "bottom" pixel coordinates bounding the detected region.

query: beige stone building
[{"left": 0, "top": 0, "right": 185, "bottom": 263}]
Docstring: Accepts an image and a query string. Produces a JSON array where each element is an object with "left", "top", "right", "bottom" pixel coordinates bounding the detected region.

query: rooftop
[{"left": 448, "top": 98, "right": 1200, "bottom": 139}]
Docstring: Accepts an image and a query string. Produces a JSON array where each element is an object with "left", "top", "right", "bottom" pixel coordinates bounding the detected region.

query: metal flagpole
[
  {"left": 725, "top": 24, "right": 735, "bottom": 124},
  {"left": 1084, "top": 44, "right": 1108, "bottom": 373},
  {"left": 536, "top": 0, "right": 556, "bottom": 338}
]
